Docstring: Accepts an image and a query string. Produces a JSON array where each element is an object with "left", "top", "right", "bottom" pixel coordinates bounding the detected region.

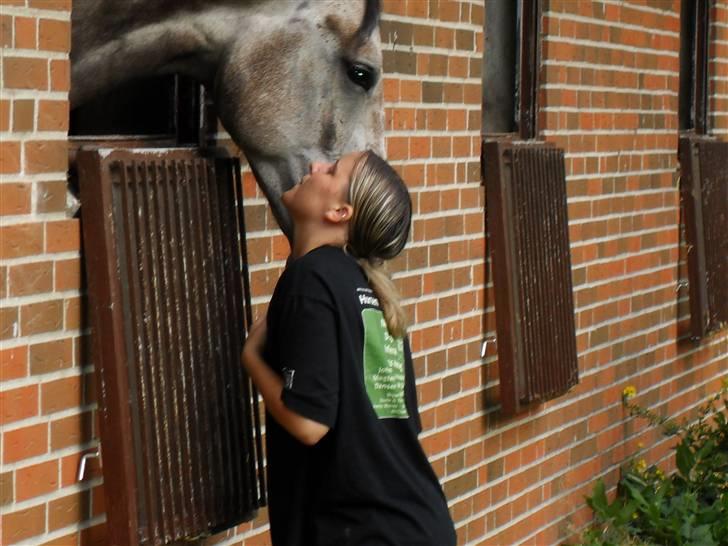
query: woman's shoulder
[{"left": 283, "top": 245, "right": 358, "bottom": 291}]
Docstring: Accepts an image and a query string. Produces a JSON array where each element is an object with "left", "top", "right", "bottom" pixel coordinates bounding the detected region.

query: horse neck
[{"left": 70, "top": 1, "right": 296, "bottom": 106}]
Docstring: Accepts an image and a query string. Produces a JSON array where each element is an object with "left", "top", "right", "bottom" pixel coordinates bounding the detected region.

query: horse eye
[{"left": 347, "top": 63, "right": 376, "bottom": 92}]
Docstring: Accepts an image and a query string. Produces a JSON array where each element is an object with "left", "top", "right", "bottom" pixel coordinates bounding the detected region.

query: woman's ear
[{"left": 324, "top": 203, "right": 353, "bottom": 224}]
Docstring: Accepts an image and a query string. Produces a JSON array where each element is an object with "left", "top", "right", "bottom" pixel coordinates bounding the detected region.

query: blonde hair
[{"left": 347, "top": 151, "right": 412, "bottom": 338}]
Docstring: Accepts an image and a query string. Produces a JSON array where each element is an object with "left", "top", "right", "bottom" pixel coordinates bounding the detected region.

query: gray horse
[{"left": 71, "top": 0, "right": 384, "bottom": 238}]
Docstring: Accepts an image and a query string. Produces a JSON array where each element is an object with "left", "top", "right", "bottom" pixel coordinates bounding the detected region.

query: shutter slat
[{"left": 77, "top": 148, "right": 265, "bottom": 546}]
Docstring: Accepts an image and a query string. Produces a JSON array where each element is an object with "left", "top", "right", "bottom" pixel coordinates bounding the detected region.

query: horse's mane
[{"left": 354, "top": 0, "right": 381, "bottom": 47}]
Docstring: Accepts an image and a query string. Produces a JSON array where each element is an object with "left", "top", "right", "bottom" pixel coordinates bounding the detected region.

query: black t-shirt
[{"left": 263, "top": 245, "right": 457, "bottom": 546}]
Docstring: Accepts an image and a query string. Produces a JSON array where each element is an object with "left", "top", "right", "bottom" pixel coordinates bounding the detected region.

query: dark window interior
[
  {"left": 679, "top": 0, "right": 710, "bottom": 134},
  {"left": 69, "top": 75, "right": 211, "bottom": 146},
  {"left": 482, "top": 0, "right": 542, "bottom": 139}
]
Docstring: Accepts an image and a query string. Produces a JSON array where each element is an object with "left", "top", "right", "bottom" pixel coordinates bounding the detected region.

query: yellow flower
[
  {"left": 623, "top": 385, "right": 637, "bottom": 399},
  {"left": 655, "top": 469, "right": 664, "bottom": 479},
  {"left": 637, "top": 442, "right": 644, "bottom": 449},
  {"left": 632, "top": 512, "right": 638, "bottom": 519},
  {"left": 635, "top": 459, "right": 647, "bottom": 473}
]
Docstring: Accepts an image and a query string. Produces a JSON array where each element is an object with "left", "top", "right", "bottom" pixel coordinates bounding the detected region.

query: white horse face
[{"left": 214, "top": 0, "right": 384, "bottom": 239}]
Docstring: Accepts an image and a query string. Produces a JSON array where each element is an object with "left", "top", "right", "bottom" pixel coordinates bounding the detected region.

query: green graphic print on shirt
[{"left": 362, "top": 308, "right": 408, "bottom": 419}]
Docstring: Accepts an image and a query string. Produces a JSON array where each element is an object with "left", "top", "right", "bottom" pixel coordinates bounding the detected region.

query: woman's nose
[{"left": 310, "top": 161, "right": 333, "bottom": 174}]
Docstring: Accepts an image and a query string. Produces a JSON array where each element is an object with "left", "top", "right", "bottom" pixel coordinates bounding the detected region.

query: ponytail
[
  {"left": 357, "top": 257, "right": 407, "bottom": 338},
  {"left": 347, "top": 151, "right": 412, "bottom": 338}
]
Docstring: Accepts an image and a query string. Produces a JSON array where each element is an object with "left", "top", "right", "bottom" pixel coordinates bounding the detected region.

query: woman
[{"left": 242, "top": 150, "right": 457, "bottom": 546}]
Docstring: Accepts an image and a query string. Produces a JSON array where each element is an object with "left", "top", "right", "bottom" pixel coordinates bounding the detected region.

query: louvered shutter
[{"left": 77, "top": 148, "right": 265, "bottom": 546}]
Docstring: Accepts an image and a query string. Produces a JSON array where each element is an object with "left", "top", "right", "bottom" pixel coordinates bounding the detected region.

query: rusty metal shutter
[
  {"left": 678, "top": 136, "right": 728, "bottom": 339},
  {"left": 77, "top": 148, "right": 265, "bottom": 546},
  {"left": 482, "top": 140, "right": 579, "bottom": 416}
]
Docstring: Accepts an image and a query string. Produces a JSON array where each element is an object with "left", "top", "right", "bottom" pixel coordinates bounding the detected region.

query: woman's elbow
[{"left": 294, "top": 421, "right": 330, "bottom": 446}]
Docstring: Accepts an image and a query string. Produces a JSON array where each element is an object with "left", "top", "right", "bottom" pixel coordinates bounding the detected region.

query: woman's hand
[{"left": 239, "top": 308, "right": 330, "bottom": 446}]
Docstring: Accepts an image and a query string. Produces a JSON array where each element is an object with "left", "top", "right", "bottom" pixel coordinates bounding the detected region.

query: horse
[{"left": 70, "top": 0, "right": 384, "bottom": 238}]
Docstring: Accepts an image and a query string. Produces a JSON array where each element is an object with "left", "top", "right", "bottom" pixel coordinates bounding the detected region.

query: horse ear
[{"left": 354, "top": 0, "right": 381, "bottom": 46}]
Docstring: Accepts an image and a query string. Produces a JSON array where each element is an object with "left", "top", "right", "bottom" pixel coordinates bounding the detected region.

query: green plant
[{"left": 572, "top": 377, "right": 728, "bottom": 546}]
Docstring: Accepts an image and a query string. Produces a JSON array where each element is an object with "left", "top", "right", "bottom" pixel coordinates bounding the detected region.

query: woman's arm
[{"left": 242, "top": 316, "right": 330, "bottom": 446}]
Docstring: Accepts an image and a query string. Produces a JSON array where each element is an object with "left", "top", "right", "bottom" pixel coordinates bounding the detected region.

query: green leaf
[
  {"left": 588, "top": 479, "right": 609, "bottom": 516},
  {"left": 623, "top": 481, "right": 650, "bottom": 509},
  {"left": 677, "top": 442, "right": 695, "bottom": 479},
  {"left": 616, "top": 500, "right": 637, "bottom": 526},
  {"left": 688, "top": 524, "right": 716, "bottom": 546},
  {"left": 696, "top": 440, "right": 715, "bottom": 462}
]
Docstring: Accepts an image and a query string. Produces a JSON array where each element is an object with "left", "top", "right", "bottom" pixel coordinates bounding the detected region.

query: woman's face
[{"left": 282, "top": 151, "right": 363, "bottom": 221}]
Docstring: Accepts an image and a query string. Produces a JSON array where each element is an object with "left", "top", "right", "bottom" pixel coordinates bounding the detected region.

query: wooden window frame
[
  {"left": 481, "top": 0, "right": 579, "bottom": 416},
  {"left": 678, "top": 0, "right": 726, "bottom": 340}
]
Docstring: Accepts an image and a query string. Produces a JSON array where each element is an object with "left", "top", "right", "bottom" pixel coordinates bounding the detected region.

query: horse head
[
  {"left": 70, "top": 0, "right": 384, "bottom": 240},
  {"left": 215, "top": 0, "right": 384, "bottom": 238}
]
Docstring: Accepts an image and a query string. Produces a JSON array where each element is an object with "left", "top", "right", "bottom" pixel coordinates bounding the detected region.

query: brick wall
[
  {"left": 0, "top": 1, "right": 99, "bottom": 545},
  {"left": 1, "top": 1, "right": 726, "bottom": 545}
]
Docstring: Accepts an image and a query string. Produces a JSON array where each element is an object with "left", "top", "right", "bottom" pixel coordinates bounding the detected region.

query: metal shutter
[
  {"left": 679, "top": 136, "right": 728, "bottom": 339},
  {"left": 77, "top": 148, "right": 265, "bottom": 545},
  {"left": 483, "top": 140, "right": 579, "bottom": 416}
]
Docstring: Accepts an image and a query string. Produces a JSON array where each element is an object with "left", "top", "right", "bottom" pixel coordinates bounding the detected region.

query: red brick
[
  {"left": 42, "top": 374, "right": 83, "bottom": 414},
  {"left": 0, "top": 306, "right": 19, "bottom": 340},
  {"left": 1, "top": 345, "right": 28, "bottom": 380},
  {"left": 0, "top": 98, "right": 9, "bottom": 130},
  {"left": 20, "top": 299, "right": 63, "bottom": 336},
  {"left": 0, "top": 223, "right": 44, "bottom": 259},
  {"left": 1, "top": 504, "right": 46, "bottom": 544},
  {"left": 1, "top": 384, "right": 38, "bottom": 424},
  {"left": 15, "top": 460, "right": 59, "bottom": 501},
  {"left": 38, "top": 19, "right": 70, "bottom": 52},
  {"left": 30, "top": 338, "right": 74, "bottom": 375},
  {"left": 50, "top": 59, "right": 69, "bottom": 91},
  {"left": 3, "top": 56, "right": 47, "bottom": 90},
  {"left": 24, "top": 140, "right": 68, "bottom": 174},
  {"left": 3, "top": 423, "right": 48, "bottom": 463},
  {"left": 37, "top": 99, "right": 68, "bottom": 131},
  {"left": 54, "top": 258, "right": 82, "bottom": 291},
  {"left": 48, "top": 490, "right": 89, "bottom": 531},
  {"left": 0, "top": 470, "right": 12, "bottom": 505},
  {"left": 0, "top": 15, "right": 11, "bottom": 47},
  {"left": 9, "top": 261, "right": 53, "bottom": 296},
  {"left": 0, "top": 140, "right": 21, "bottom": 173},
  {"left": 45, "top": 219, "right": 80, "bottom": 253},
  {"left": 50, "top": 411, "right": 93, "bottom": 450},
  {"left": 14, "top": 16, "right": 36, "bottom": 49},
  {"left": 0, "top": 183, "right": 32, "bottom": 215},
  {"left": 382, "top": 0, "right": 406, "bottom": 16},
  {"left": 12, "top": 98, "right": 34, "bottom": 132},
  {"left": 28, "top": 0, "right": 71, "bottom": 8}
]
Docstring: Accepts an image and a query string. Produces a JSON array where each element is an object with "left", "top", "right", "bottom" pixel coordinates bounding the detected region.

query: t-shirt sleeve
[{"left": 274, "top": 294, "right": 339, "bottom": 428}]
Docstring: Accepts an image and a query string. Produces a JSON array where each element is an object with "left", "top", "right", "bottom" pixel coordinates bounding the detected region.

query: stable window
[
  {"left": 482, "top": 0, "right": 579, "bottom": 416},
  {"left": 71, "top": 78, "right": 266, "bottom": 545},
  {"left": 678, "top": 0, "right": 728, "bottom": 339}
]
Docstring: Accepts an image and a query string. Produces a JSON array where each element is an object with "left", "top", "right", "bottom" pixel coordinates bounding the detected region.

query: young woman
[{"left": 242, "top": 150, "right": 457, "bottom": 546}]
